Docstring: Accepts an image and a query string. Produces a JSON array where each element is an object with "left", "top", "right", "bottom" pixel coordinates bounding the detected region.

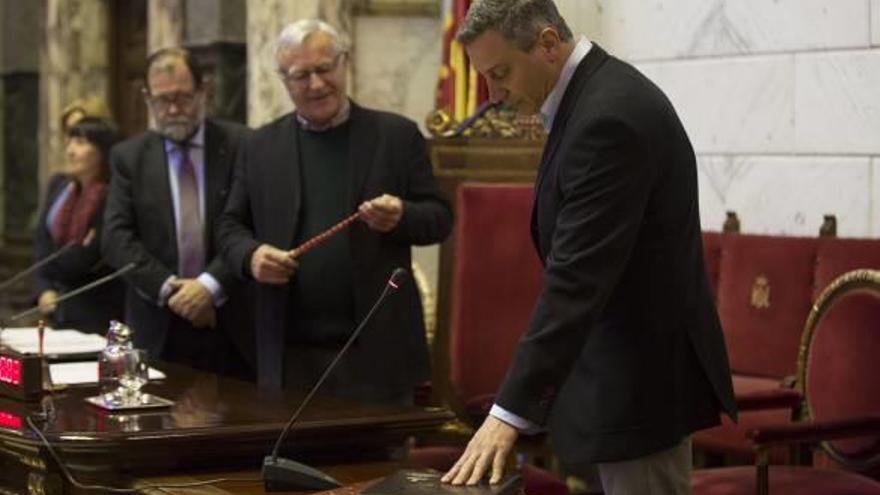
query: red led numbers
[{"left": 0, "top": 356, "right": 22, "bottom": 386}]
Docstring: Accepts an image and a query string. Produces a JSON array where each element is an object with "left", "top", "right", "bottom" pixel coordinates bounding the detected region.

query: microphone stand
[
  {"left": 262, "top": 268, "right": 408, "bottom": 492},
  {"left": 7, "top": 262, "right": 137, "bottom": 324},
  {"left": 0, "top": 242, "right": 76, "bottom": 293},
  {"left": 451, "top": 100, "right": 500, "bottom": 137}
]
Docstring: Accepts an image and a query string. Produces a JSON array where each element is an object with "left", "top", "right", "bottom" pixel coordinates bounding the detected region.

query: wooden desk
[
  {"left": 0, "top": 362, "right": 453, "bottom": 494},
  {"left": 137, "top": 461, "right": 393, "bottom": 495}
]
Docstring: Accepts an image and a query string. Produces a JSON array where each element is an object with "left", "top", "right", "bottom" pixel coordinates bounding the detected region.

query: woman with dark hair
[{"left": 33, "top": 116, "right": 125, "bottom": 333}]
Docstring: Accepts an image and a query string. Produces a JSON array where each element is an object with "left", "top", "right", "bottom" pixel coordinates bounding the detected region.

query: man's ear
[{"left": 536, "top": 27, "right": 563, "bottom": 61}]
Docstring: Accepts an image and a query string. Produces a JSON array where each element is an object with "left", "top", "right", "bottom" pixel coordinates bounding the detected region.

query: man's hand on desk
[
  {"left": 250, "top": 243, "right": 298, "bottom": 284},
  {"left": 442, "top": 414, "right": 519, "bottom": 486},
  {"left": 359, "top": 194, "right": 403, "bottom": 232},
  {"left": 168, "top": 279, "right": 216, "bottom": 328}
]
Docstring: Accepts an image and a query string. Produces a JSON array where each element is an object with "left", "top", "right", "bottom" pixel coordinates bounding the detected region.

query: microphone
[
  {"left": 0, "top": 242, "right": 76, "bottom": 293},
  {"left": 452, "top": 100, "right": 500, "bottom": 137},
  {"left": 262, "top": 267, "right": 408, "bottom": 492},
  {"left": 6, "top": 262, "right": 137, "bottom": 324}
]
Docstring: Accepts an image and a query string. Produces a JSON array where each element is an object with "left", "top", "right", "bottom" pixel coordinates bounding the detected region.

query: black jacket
[
  {"left": 496, "top": 45, "right": 737, "bottom": 464},
  {"left": 215, "top": 103, "right": 453, "bottom": 395},
  {"left": 102, "top": 119, "right": 251, "bottom": 359}
]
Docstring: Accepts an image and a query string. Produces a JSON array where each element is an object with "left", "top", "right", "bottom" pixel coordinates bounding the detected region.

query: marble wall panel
[
  {"left": 873, "top": 157, "right": 880, "bottom": 236},
  {"left": 795, "top": 49, "right": 880, "bottom": 155},
  {"left": 555, "top": 0, "right": 603, "bottom": 44},
  {"left": 585, "top": 0, "right": 869, "bottom": 62},
  {"left": 352, "top": 16, "right": 441, "bottom": 133},
  {"left": 42, "top": 0, "right": 110, "bottom": 181},
  {"left": 147, "top": 0, "right": 184, "bottom": 53},
  {"left": 638, "top": 55, "right": 794, "bottom": 154},
  {"left": 187, "top": 0, "right": 246, "bottom": 44},
  {"left": 873, "top": 0, "right": 880, "bottom": 46},
  {"left": 697, "top": 155, "right": 873, "bottom": 237}
]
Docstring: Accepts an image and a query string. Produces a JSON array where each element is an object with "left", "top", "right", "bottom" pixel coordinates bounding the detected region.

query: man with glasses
[
  {"left": 216, "top": 20, "right": 452, "bottom": 404},
  {"left": 103, "top": 48, "right": 253, "bottom": 377}
]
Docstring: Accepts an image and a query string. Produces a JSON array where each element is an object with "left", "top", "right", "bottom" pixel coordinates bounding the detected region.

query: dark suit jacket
[
  {"left": 216, "top": 103, "right": 453, "bottom": 396},
  {"left": 33, "top": 174, "right": 124, "bottom": 333},
  {"left": 496, "top": 45, "right": 737, "bottom": 465},
  {"left": 102, "top": 119, "right": 251, "bottom": 360}
]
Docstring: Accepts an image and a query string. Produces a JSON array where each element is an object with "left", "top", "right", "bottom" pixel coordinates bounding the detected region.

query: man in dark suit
[
  {"left": 216, "top": 20, "right": 452, "bottom": 404},
  {"left": 443, "top": 1, "right": 736, "bottom": 493},
  {"left": 103, "top": 48, "right": 251, "bottom": 376}
]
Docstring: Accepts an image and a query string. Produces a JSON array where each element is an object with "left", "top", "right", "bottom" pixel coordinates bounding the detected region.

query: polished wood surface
[
  {"left": 137, "top": 461, "right": 393, "bottom": 495},
  {"left": 0, "top": 361, "right": 452, "bottom": 494}
]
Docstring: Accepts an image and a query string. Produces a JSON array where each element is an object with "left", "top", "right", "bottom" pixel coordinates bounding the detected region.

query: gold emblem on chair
[{"left": 750, "top": 275, "right": 771, "bottom": 309}]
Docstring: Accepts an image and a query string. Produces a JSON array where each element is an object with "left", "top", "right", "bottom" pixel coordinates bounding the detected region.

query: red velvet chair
[
  {"left": 812, "top": 237, "right": 880, "bottom": 477},
  {"left": 694, "top": 234, "right": 818, "bottom": 462},
  {"left": 445, "top": 183, "right": 543, "bottom": 423},
  {"left": 692, "top": 269, "right": 880, "bottom": 494},
  {"left": 814, "top": 237, "right": 880, "bottom": 298}
]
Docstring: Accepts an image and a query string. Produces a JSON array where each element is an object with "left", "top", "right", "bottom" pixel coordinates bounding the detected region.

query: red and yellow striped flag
[{"left": 436, "top": 0, "right": 489, "bottom": 122}]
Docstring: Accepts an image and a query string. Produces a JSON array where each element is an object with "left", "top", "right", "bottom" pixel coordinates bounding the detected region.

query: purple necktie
[{"left": 176, "top": 144, "right": 205, "bottom": 277}]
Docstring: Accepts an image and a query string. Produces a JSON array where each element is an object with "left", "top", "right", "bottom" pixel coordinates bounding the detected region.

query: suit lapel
[
  {"left": 347, "top": 103, "right": 378, "bottom": 212},
  {"left": 534, "top": 44, "right": 609, "bottom": 191},
  {"left": 277, "top": 115, "right": 303, "bottom": 248},
  {"left": 144, "top": 133, "right": 178, "bottom": 258},
  {"left": 203, "top": 120, "right": 229, "bottom": 249},
  {"left": 531, "top": 44, "right": 610, "bottom": 254}
]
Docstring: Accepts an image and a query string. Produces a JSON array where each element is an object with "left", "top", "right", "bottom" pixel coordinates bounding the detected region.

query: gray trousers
[{"left": 596, "top": 437, "right": 692, "bottom": 495}]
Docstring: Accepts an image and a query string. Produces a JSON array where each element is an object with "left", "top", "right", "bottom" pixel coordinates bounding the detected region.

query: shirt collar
[
  {"left": 163, "top": 121, "right": 205, "bottom": 153},
  {"left": 296, "top": 98, "right": 352, "bottom": 132},
  {"left": 539, "top": 37, "right": 592, "bottom": 132}
]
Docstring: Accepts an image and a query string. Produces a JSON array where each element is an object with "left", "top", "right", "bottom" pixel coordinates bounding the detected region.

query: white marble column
[
  {"left": 41, "top": 0, "right": 110, "bottom": 181},
  {"left": 245, "top": 0, "right": 352, "bottom": 126},
  {"left": 147, "top": 0, "right": 185, "bottom": 54}
]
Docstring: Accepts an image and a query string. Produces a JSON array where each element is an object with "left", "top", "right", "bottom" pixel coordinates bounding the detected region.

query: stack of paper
[
  {"left": 49, "top": 361, "right": 165, "bottom": 385},
  {"left": 0, "top": 327, "right": 107, "bottom": 355}
]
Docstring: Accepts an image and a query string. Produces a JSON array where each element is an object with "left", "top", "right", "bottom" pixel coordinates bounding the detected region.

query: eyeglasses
[
  {"left": 144, "top": 90, "right": 199, "bottom": 110},
  {"left": 278, "top": 52, "right": 346, "bottom": 85}
]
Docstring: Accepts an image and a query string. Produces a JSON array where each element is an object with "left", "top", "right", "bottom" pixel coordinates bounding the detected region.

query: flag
[{"left": 436, "top": 0, "right": 489, "bottom": 122}]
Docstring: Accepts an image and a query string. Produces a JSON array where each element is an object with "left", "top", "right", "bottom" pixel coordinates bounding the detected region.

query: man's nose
[
  {"left": 308, "top": 72, "right": 326, "bottom": 91},
  {"left": 488, "top": 84, "right": 508, "bottom": 104},
  {"left": 166, "top": 101, "right": 182, "bottom": 115}
]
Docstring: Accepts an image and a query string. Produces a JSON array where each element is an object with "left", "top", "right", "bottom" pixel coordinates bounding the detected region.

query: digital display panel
[
  {"left": 0, "top": 356, "right": 22, "bottom": 387},
  {"left": 0, "top": 411, "right": 21, "bottom": 429}
]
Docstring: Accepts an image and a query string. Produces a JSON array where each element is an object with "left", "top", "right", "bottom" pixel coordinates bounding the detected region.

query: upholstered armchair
[{"left": 693, "top": 269, "right": 880, "bottom": 494}]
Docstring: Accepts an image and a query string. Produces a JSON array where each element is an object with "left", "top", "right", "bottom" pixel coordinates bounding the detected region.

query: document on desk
[
  {"left": 49, "top": 361, "right": 166, "bottom": 385},
  {"left": 362, "top": 469, "right": 521, "bottom": 495},
  {"left": 0, "top": 327, "right": 106, "bottom": 355}
]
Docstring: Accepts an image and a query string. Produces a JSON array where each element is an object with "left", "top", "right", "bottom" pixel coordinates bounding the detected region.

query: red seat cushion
[
  {"left": 693, "top": 375, "right": 792, "bottom": 462},
  {"left": 692, "top": 466, "right": 880, "bottom": 495},
  {"left": 716, "top": 234, "right": 817, "bottom": 378},
  {"left": 449, "top": 184, "right": 543, "bottom": 408},
  {"left": 522, "top": 464, "right": 568, "bottom": 495}
]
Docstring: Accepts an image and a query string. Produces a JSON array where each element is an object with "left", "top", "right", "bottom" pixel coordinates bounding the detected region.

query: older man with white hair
[{"left": 216, "top": 20, "right": 452, "bottom": 404}]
